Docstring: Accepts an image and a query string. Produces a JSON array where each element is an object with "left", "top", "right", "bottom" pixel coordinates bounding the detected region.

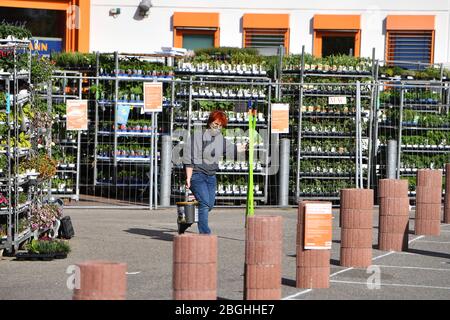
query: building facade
[{"left": 1, "top": 0, "right": 450, "bottom": 63}]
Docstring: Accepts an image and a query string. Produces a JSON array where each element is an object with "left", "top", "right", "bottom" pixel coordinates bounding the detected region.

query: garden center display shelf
[
  {"left": 89, "top": 52, "right": 169, "bottom": 207},
  {"left": 374, "top": 80, "right": 450, "bottom": 198},
  {"left": 171, "top": 61, "right": 271, "bottom": 204},
  {"left": 0, "top": 38, "right": 39, "bottom": 253},
  {"left": 278, "top": 50, "right": 374, "bottom": 204}
]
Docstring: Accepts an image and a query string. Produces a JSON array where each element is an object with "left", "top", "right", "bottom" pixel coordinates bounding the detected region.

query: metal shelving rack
[
  {"left": 278, "top": 47, "right": 376, "bottom": 204},
  {"left": 171, "top": 61, "right": 272, "bottom": 204},
  {"left": 40, "top": 70, "right": 83, "bottom": 202},
  {"left": 0, "top": 39, "right": 37, "bottom": 253},
  {"left": 92, "top": 52, "right": 174, "bottom": 208},
  {"left": 373, "top": 77, "right": 450, "bottom": 200}
]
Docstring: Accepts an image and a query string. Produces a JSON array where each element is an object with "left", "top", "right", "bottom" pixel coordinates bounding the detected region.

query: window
[
  {"left": 313, "top": 15, "right": 361, "bottom": 57},
  {"left": 244, "top": 28, "right": 286, "bottom": 55},
  {"left": 242, "top": 14, "right": 290, "bottom": 55},
  {"left": 183, "top": 33, "right": 214, "bottom": 51},
  {"left": 0, "top": 0, "right": 90, "bottom": 52},
  {"left": 385, "top": 16, "right": 435, "bottom": 69},
  {"left": 387, "top": 31, "right": 433, "bottom": 68},
  {"left": 322, "top": 34, "right": 356, "bottom": 57},
  {"left": 173, "top": 12, "right": 220, "bottom": 50}
]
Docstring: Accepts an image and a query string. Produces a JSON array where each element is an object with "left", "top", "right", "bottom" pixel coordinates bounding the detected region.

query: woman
[{"left": 183, "top": 110, "right": 244, "bottom": 234}]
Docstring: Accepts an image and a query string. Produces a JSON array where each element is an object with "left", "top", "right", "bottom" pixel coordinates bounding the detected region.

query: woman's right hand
[{"left": 186, "top": 178, "right": 191, "bottom": 190}]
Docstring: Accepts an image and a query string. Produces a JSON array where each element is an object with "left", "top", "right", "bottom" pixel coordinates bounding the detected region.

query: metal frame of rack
[
  {"left": 43, "top": 70, "right": 82, "bottom": 202},
  {"left": 277, "top": 46, "right": 376, "bottom": 204},
  {"left": 0, "top": 39, "right": 36, "bottom": 253},
  {"left": 170, "top": 68, "right": 272, "bottom": 204}
]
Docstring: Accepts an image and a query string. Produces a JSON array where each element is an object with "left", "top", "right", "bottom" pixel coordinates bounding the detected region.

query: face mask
[{"left": 209, "top": 128, "right": 221, "bottom": 136}]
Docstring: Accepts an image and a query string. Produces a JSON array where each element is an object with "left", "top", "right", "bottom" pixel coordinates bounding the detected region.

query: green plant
[
  {"left": 31, "top": 55, "right": 56, "bottom": 85},
  {"left": 26, "top": 239, "right": 71, "bottom": 254},
  {"left": 0, "top": 22, "right": 32, "bottom": 39}
]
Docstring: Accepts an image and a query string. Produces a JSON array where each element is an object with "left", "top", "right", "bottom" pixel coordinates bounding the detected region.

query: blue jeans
[{"left": 189, "top": 172, "right": 216, "bottom": 234}]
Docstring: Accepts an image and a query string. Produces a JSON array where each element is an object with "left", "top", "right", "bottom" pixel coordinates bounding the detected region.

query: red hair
[{"left": 207, "top": 110, "right": 228, "bottom": 128}]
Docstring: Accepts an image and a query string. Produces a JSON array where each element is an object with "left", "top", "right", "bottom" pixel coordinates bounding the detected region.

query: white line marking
[
  {"left": 126, "top": 272, "right": 141, "bottom": 275},
  {"left": 330, "top": 280, "right": 450, "bottom": 290},
  {"left": 409, "top": 235, "right": 425, "bottom": 244},
  {"left": 330, "top": 267, "right": 354, "bottom": 278},
  {"left": 282, "top": 289, "right": 313, "bottom": 300},
  {"left": 372, "top": 251, "right": 396, "bottom": 261},
  {"left": 282, "top": 231, "right": 426, "bottom": 299},
  {"left": 375, "top": 265, "right": 450, "bottom": 272}
]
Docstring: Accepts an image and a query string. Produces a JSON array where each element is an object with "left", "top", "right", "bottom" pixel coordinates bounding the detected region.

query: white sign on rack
[{"left": 328, "top": 96, "right": 347, "bottom": 105}]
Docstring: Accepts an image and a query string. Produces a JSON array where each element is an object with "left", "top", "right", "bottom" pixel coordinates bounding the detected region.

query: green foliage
[
  {"left": 26, "top": 239, "right": 71, "bottom": 254},
  {"left": 0, "top": 22, "right": 32, "bottom": 39},
  {"left": 31, "top": 55, "right": 56, "bottom": 85},
  {"left": 51, "top": 52, "right": 96, "bottom": 69}
]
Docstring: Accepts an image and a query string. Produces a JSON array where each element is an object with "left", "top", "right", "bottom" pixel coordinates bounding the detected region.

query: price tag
[{"left": 328, "top": 96, "right": 347, "bottom": 105}]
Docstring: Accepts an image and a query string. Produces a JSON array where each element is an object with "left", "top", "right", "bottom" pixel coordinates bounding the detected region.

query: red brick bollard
[
  {"left": 173, "top": 234, "right": 217, "bottom": 300},
  {"left": 72, "top": 261, "right": 127, "bottom": 300},
  {"left": 245, "top": 215, "right": 282, "bottom": 300},
  {"left": 340, "top": 189, "right": 374, "bottom": 267},
  {"left": 296, "top": 201, "right": 331, "bottom": 288},
  {"left": 444, "top": 164, "right": 450, "bottom": 224},
  {"left": 415, "top": 170, "right": 442, "bottom": 236},
  {"left": 378, "top": 179, "right": 410, "bottom": 251}
]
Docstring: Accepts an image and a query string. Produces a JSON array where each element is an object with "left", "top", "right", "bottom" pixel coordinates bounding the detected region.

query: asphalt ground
[{"left": 0, "top": 207, "right": 449, "bottom": 300}]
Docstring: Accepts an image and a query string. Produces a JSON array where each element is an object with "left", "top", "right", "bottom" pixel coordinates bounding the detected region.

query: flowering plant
[
  {"left": 30, "top": 204, "right": 63, "bottom": 231},
  {"left": 0, "top": 193, "right": 8, "bottom": 207}
]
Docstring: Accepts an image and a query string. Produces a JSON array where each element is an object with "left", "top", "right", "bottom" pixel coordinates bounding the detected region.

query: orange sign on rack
[
  {"left": 143, "top": 82, "right": 163, "bottom": 112},
  {"left": 66, "top": 100, "right": 88, "bottom": 131},
  {"left": 304, "top": 202, "right": 332, "bottom": 250},
  {"left": 271, "top": 103, "right": 289, "bottom": 134}
]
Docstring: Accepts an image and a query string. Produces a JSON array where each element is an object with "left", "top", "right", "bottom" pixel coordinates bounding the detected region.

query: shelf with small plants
[
  {"left": 278, "top": 50, "right": 374, "bottom": 204},
  {"left": 42, "top": 68, "right": 83, "bottom": 202},
  {"left": 89, "top": 52, "right": 171, "bottom": 207},
  {"left": 0, "top": 29, "right": 36, "bottom": 253},
  {"left": 172, "top": 49, "right": 272, "bottom": 205},
  {"left": 174, "top": 47, "right": 273, "bottom": 78},
  {"left": 0, "top": 24, "right": 73, "bottom": 257},
  {"left": 375, "top": 84, "right": 450, "bottom": 199}
]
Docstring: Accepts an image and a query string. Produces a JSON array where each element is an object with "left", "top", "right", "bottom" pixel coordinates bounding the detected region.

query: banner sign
[
  {"left": 304, "top": 202, "right": 333, "bottom": 250},
  {"left": 66, "top": 100, "right": 88, "bottom": 131},
  {"left": 30, "top": 37, "right": 63, "bottom": 57},
  {"left": 271, "top": 103, "right": 289, "bottom": 134},
  {"left": 143, "top": 82, "right": 163, "bottom": 112},
  {"left": 117, "top": 104, "right": 131, "bottom": 125}
]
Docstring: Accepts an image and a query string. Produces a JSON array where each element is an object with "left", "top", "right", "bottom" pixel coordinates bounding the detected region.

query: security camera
[{"left": 138, "top": 0, "right": 152, "bottom": 14}]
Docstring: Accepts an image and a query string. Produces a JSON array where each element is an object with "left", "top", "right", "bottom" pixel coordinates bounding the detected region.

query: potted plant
[{"left": 19, "top": 239, "right": 71, "bottom": 260}]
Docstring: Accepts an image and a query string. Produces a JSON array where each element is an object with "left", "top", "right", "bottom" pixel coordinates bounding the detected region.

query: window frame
[
  {"left": 313, "top": 30, "right": 361, "bottom": 57},
  {"left": 242, "top": 14, "right": 290, "bottom": 54},
  {"left": 385, "top": 30, "right": 435, "bottom": 66}
]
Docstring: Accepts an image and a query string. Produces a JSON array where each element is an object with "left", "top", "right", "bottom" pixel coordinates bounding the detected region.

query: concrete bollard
[
  {"left": 444, "top": 164, "right": 450, "bottom": 224},
  {"left": 340, "top": 189, "right": 374, "bottom": 268},
  {"left": 296, "top": 201, "right": 330, "bottom": 289},
  {"left": 245, "top": 215, "right": 282, "bottom": 300},
  {"left": 378, "top": 179, "right": 410, "bottom": 251},
  {"left": 72, "top": 261, "right": 127, "bottom": 300},
  {"left": 415, "top": 170, "right": 442, "bottom": 236},
  {"left": 173, "top": 234, "right": 217, "bottom": 300}
]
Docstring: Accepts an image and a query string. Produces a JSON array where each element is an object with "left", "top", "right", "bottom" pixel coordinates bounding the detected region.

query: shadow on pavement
[
  {"left": 124, "top": 228, "right": 177, "bottom": 242},
  {"left": 281, "top": 277, "right": 296, "bottom": 287},
  {"left": 330, "top": 259, "right": 340, "bottom": 266},
  {"left": 406, "top": 248, "right": 450, "bottom": 260}
]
